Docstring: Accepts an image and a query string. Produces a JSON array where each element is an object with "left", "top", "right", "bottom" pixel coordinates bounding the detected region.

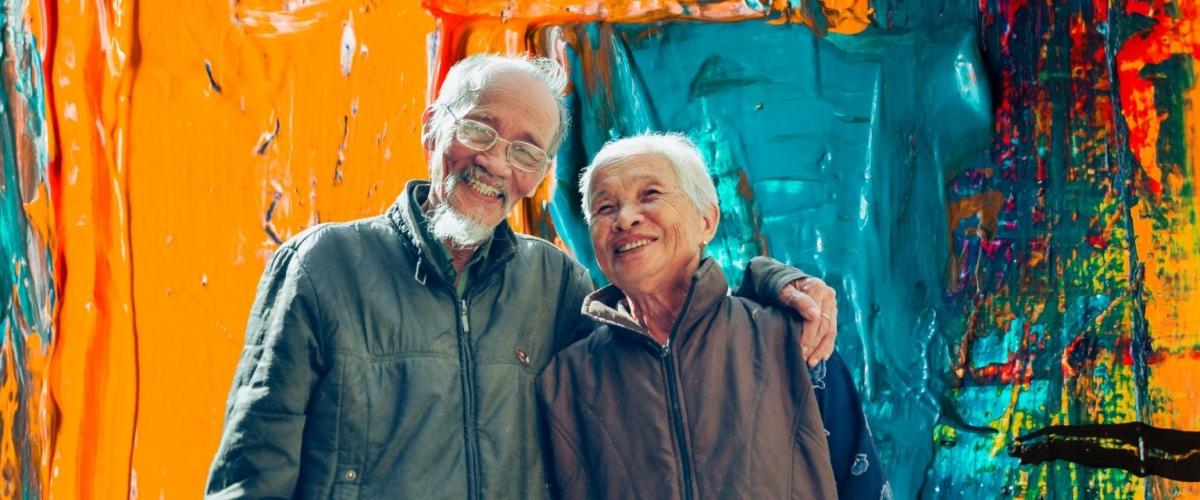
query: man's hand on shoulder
[{"left": 779, "top": 277, "right": 837, "bottom": 367}]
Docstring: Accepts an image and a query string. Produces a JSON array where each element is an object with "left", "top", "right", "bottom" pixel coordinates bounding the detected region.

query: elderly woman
[{"left": 536, "top": 133, "right": 886, "bottom": 499}]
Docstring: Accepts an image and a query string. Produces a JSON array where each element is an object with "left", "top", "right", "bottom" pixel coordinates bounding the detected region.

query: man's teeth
[
  {"left": 467, "top": 177, "right": 501, "bottom": 197},
  {"left": 616, "top": 239, "right": 652, "bottom": 253}
]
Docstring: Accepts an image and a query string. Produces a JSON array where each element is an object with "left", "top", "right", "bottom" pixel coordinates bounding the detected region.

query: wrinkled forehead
[
  {"left": 588, "top": 153, "right": 676, "bottom": 198},
  {"left": 471, "top": 72, "right": 559, "bottom": 138}
]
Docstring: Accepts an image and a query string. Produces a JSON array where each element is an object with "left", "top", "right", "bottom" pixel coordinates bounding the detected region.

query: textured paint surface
[
  {"left": 125, "top": 2, "right": 434, "bottom": 497},
  {"left": 955, "top": 0, "right": 1200, "bottom": 497},
  {"left": 3, "top": 0, "right": 434, "bottom": 498},
  {"left": 436, "top": 0, "right": 1200, "bottom": 499},
  {"left": 0, "top": 1, "right": 55, "bottom": 498},
  {"left": 535, "top": 15, "right": 995, "bottom": 498},
  {"left": 2, "top": 0, "right": 1200, "bottom": 498},
  {"left": 51, "top": 0, "right": 140, "bottom": 496}
]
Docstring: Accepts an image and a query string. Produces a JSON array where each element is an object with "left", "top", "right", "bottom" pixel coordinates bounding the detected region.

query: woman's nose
[{"left": 614, "top": 205, "right": 641, "bottom": 231}]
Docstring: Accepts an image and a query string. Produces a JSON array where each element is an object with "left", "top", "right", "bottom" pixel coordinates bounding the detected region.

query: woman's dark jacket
[{"left": 536, "top": 258, "right": 837, "bottom": 499}]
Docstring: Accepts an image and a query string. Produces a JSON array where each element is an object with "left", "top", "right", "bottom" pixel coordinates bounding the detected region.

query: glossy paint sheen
[
  {"left": 514, "top": 1, "right": 1198, "bottom": 498},
  {"left": 3, "top": 0, "right": 433, "bottom": 497}
]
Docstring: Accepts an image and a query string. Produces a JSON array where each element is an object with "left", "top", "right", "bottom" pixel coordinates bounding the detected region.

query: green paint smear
[{"left": 1, "top": 1, "right": 55, "bottom": 498}]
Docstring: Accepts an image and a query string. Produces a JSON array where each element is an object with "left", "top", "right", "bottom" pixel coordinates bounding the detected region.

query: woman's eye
[
  {"left": 643, "top": 188, "right": 662, "bottom": 198},
  {"left": 594, "top": 205, "right": 614, "bottom": 215}
]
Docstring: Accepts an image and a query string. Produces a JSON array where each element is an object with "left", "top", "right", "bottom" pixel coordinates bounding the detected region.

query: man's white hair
[
  {"left": 579, "top": 132, "right": 720, "bottom": 224},
  {"left": 423, "top": 54, "right": 571, "bottom": 156}
]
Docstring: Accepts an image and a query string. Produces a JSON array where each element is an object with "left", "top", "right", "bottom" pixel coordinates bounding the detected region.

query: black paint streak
[
  {"left": 263, "top": 190, "right": 283, "bottom": 245},
  {"left": 204, "top": 60, "right": 222, "bottom": 93},
  {"left": 1012, "top": 422, "right": 1200, "bottom": 482},
  {"left": 931, "top": 391, "right": 999, "bottom": 436},
  {"left": 334, "top": 115, "right": 348, "bottom": 185},
  {"left": 256, "top": 119, "right": 281, "bottom": 156}
]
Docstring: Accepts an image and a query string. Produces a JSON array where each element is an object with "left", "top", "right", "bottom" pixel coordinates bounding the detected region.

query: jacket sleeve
[
  {"left": 554, "top": 259, "right": 597, "bottom": 353},
  {"left": 734, "top": 255, "right": 813, "bottom": 306},
  {"left": 809, "top": 352, "right": 888, "bottom": 499},
  {"left": 206, "top": 245, "right": 327, "bottom": 499}
]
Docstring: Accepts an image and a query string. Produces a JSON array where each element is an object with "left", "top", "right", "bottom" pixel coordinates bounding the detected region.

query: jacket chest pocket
[{"left": 471, "top": 323, "right": 558, "bottom": 375}]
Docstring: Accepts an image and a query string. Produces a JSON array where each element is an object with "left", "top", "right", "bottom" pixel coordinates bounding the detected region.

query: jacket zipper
[
  {"left": 594, "top": 277, "right": 702, "bottom": 498},
  {"left": 661, "top": 341, "right": 695, "bottom": 500},
  {"left": 660, "top": 279, "right": 700, "bottom": 500},
  {"left": 456, "top": 295, "right": 482, "bottom": 500}
]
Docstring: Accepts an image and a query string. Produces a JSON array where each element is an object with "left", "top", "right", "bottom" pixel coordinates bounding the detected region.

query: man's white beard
[{"left": 429, "top": 174, "right": 497, "bottom": 248}]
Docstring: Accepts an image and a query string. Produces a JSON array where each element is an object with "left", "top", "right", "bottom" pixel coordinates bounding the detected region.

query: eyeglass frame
[{"left": 442, "top": 106, "right": 552, "bottom": 174}]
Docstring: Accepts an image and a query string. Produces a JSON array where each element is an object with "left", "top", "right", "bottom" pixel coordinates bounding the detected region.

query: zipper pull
[
  {"left": 460, "top": 298, "right": 469, "bottom": 332},
  {"left": 661, "top": 343, "right": 671, "bottom": 358}
]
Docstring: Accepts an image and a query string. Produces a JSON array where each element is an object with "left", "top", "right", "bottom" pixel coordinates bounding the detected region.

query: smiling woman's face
[{"left": 587, "top": 153, "right": 718, "bottom": 296}]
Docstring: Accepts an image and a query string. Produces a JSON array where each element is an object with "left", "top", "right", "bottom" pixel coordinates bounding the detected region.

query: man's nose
[{"left": 474, "top": 141, "right": 513, "bottom": 178}]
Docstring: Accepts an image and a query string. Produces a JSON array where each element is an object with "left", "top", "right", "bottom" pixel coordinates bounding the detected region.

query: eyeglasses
[{"left": 445, "top": 107, "right": 551, "bottom": 174}]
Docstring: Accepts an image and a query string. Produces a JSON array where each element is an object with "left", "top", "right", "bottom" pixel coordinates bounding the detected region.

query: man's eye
[{"left": 462, "top": 121, "right": 495, "bottom": 138}]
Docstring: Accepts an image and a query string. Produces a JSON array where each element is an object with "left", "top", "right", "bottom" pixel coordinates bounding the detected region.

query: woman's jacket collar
[{"left": 581, "top": 257, "right": 730, "bottom": 347}]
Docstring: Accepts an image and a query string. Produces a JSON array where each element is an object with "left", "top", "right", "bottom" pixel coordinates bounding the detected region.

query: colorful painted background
[{"left": 2, "top": 0, "right": 1198, "bottom": 498}]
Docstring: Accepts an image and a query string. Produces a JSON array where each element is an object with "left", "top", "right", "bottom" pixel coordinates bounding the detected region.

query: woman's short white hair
[
  {"left": 579, "top": 132, "right": 720, "bottom": 224},
  {"left": 423, "top": 54, "right": 570, "bottom": 155}
]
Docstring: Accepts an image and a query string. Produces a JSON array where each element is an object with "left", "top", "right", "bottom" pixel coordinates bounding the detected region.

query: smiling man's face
[{"left": 424, "top": 69, "right": 559, "bottom": 245}]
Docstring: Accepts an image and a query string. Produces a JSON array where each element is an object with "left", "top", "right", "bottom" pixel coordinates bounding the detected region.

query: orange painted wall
[
  {"left": 127, "top": 2, "right": 435, "bottom": 496},
  {"left": 51, "top": 0, "right": 138, "bottom": 496},
  {"left": 48, "top": 1, "right": 435, "bottom": 497}
]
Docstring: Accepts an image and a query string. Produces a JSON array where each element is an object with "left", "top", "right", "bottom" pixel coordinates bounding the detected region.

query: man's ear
[{"left": 421, "top": 106, "right": 437, "bottom": 155}]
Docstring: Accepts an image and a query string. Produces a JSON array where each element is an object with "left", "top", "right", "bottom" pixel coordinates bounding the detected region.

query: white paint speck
[{"left": 340, "top": 14, "right": 356, "bottom": 77}]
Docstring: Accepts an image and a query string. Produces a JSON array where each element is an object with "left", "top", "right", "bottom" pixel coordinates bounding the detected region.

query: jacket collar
[
  {"left": 581, "top": 257, "right": 729, "bottom": 347},
  {"left": 387, "top": 179, "right": 518, "bottom": 287}
]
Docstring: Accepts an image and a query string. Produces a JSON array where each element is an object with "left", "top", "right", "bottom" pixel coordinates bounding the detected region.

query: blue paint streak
[{"left": 546, "top": 16, "right": 992, "bottom": 499}]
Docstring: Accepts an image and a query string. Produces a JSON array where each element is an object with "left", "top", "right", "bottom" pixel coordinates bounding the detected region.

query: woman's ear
[{"left": 701, "top": 202, "right": 720, "bottom": 242}]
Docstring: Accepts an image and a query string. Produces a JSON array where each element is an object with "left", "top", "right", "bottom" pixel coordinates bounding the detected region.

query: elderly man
[{"left": 205, "top": 55, "right": 837, "bottom": 498}]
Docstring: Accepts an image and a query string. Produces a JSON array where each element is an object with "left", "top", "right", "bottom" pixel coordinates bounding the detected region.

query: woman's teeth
[{"left": 616, "top": 239, "right": 651, "bottom": 253}]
